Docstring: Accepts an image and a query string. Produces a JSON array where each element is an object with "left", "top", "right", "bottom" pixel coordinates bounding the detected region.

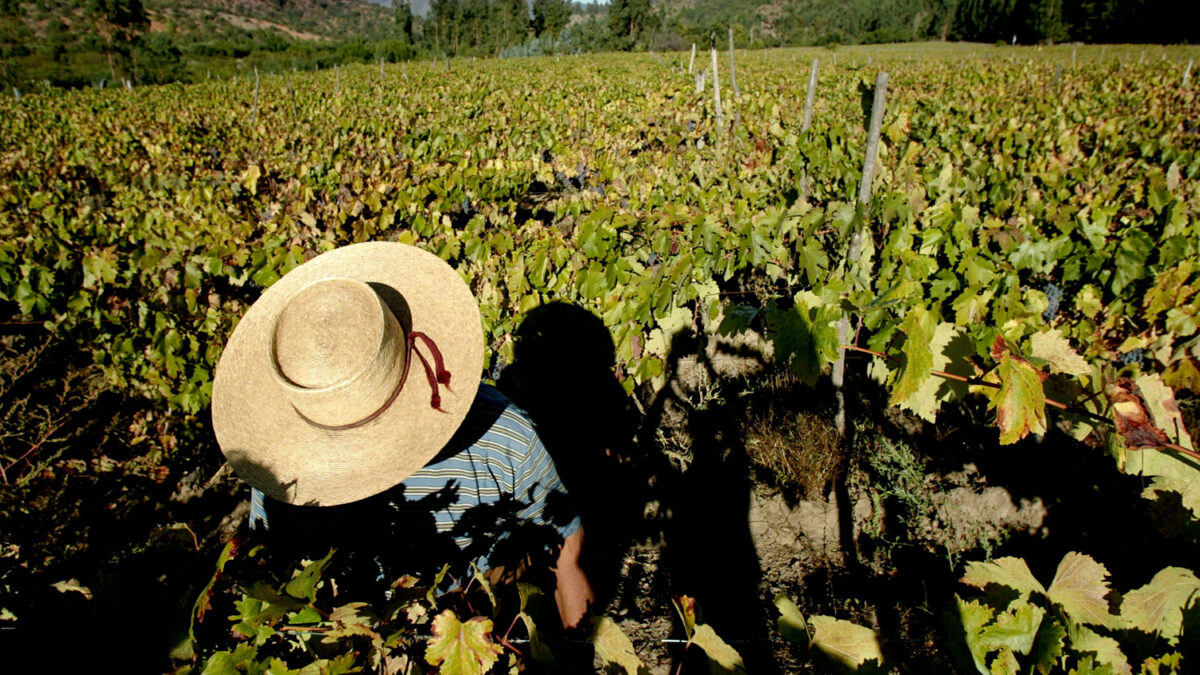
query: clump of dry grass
[{"left": 744, "top": 404, "right": 844, "bottom": 502}]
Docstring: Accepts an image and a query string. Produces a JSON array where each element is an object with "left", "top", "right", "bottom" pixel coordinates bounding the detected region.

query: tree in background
[
  {"left": 608, "top": 0, "right": 658, "bottom": 50},
  {"left": 395, "top": 0, "right": 414, "bottom": 44},
  {"left": 0, "top": 0, "right": 29, "bottom": 85},
  {"left": 89, "top": 0, "right": 148, "bottom": 82},
  {"left": 533, "top": 0, "right": 571, "bottom": 38}
]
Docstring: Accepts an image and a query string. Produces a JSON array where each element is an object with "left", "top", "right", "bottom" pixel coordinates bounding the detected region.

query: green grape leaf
[
  {"left": 1075, "top": 285, "right": 1103, "bottom": 319},
  {"left": 691, "top": 624, "right": 746, "bottom": 673},
  {"left": 985, "top": 338, "right": 1047, "bottom": 444},
  {"left": 898, "top": 321, "right": 969, "bottom": 422},
  {"left": 962, "top": 557, "right": 1047, "bottom": 600},
  {"left": 1070, "top": 625, "right": 1131, "bottom": 675},
  {"left": 764, "top": 301, "right": 829, "bottom": 386},
  {"left": 718, "top": 305, "right": 759, "bottom": 336},
  {"left": 284, "top": 549, "right": 334, "bottom": 602},
  {"left": 1120, "top": 567, "right": 1200, "bottom": 642},
  {"left": 1028, "top": 619, "right": 1067, "bottom": 674},
  {"left": 978, "top": 600, "right": 1045, "bottom": 656},
  {"left": 774, "top": 594, "right": 809, "bottom": 645},
  {"left": 1047, "top": 553, "right": 1124, "bottom": 629},
  {"left": 591, "top": 616, "right": 645, "bottom": 675},
  {"left": 1112, "top": 230, "right": 1153, "bottom": 297},
  {"left": 808, "top": 614, "right": 883, "bottom": 668},
  {"left": 1030, "top": 329, "right": 1091, "bottom": 377},
  {"left": 890, "top": 305, "right": 935, "bottom": 406},
  {"left": 423, "top": 611, "right": 504, "bottom": 675}
]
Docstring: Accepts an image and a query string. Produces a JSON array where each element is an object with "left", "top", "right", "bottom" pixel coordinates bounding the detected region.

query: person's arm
[{"left": 552, "top": 527, "right": 594, "bottom": 630}]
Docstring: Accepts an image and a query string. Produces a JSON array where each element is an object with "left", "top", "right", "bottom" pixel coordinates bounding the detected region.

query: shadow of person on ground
[
  {"left": 640, "top": 328, "right": 778, "bottom": 674},
  {"left": 497, "top": 302, "right": 650, "bottom": 604}
]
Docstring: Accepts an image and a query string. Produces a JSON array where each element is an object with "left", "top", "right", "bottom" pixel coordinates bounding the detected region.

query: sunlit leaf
[
  {"left": 1047, "top": 553, "right": 1124, "bottom": 629},
  {"left": 423, "top": 610, "right": 503, "bottom": 675},
  {"left": 1120, "top": 567, "right": 1200, "bottom": 642},
  {"left": 591, "top": 616, "right": 644, "bottom": 675},
  {"left": 808, "top": 614, "right": 883, "bottom": 668}
]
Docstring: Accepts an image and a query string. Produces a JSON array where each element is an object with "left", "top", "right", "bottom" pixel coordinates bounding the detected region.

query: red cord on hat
[{"left": 408, "top": 331, "right": 451, "bottom": 413}]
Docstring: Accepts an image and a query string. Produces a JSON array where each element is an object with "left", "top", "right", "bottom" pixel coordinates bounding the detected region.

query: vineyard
[{"left": 2, "top": 42, "right": 1199, "bottom": 672}]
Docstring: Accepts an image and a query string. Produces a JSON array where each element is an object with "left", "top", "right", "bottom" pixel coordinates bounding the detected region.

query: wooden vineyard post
[
  {"left": 1054, "top": 62, "right": 1062, "bottom": 91},
  {"left": 1185, "top": 59, "right": 1194, "bottom": 89},
  {"left": 800, "top": 58, "right": 819, "bottom": 200},
  {"left": 335, "top": 64, "right": 341, "bottom": 97},
  {"left": 12, "top": 86, "right": 19, "bottom": 101},
  {"left": 711, "top": 43, "right": 723, "bottom": 137},
  {"left": 728, "top": 28, "right": 739, "bottom": 97},
  {"left": 833, "top": 71, "right": 888, "bottom": 437},
  {"left": 378, "top": 58, "right": 385, "bottom": 107},
  {"left": 689, "top": 43, "right": 696, "bottom": 74},
  {"left": 802, "top": 58, "right": 818, "bottom": 131}
]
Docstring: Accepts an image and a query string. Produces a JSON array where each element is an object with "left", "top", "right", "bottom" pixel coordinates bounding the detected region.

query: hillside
[
  {"left": 0, "top": 0, "right": 402, "bottom": 87},
  {"left": 144, "top": 0, "right": 395, "bottom": 42}
]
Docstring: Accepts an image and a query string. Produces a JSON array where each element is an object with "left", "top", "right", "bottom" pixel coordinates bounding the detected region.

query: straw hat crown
[{"left": 212, "top": 242, "right": 484, "bottom": 506}]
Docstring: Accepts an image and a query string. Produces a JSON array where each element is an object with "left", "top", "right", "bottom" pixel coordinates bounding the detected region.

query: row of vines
[{"left": 1, "top": 43, "right": 1199, "bottom": 671}]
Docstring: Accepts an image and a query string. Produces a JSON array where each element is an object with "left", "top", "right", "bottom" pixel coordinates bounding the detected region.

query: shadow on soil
[{"left": 3, "top": 313, "right": 1200, "bottom": 673}]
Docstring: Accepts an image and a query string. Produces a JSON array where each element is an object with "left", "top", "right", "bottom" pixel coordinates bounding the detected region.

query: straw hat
[{"left": 211, "top": 242, "right": 484, "bottom": 506}]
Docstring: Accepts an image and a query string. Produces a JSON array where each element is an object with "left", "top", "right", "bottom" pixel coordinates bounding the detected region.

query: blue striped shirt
[{"left": 249, "top": 384, "right": 580, "bottom": 574}]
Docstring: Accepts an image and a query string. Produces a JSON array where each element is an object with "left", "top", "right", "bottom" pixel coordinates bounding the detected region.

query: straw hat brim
[{"left": 211, "top": 242, "right": 484, "bottom": 506}]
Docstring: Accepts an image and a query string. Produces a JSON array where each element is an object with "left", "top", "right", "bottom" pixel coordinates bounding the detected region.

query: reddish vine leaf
[
  {"left": 1104, "top": 378, "right": 1172, "bottom": 448},
  {"left": 985, "top": 338, "right": 1047, "bottom": 444}
]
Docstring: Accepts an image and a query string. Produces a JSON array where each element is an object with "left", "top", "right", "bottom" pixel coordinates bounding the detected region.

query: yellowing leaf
[
  {"left": 774, "top": 594, "right": 809, "bottom": 645},
  {"left": 691, "top": 624, "right": 746, "bottom": 673},
  {"left": 1163, "top": 358, "right": 1200, "bottom": 394},
  {"left": 1046, "top": 553, "right": 1123, "bottom": 629},
  {"left": 51, "top": 578, "right": 93, "bottom": 600},
  {"left": 986, "top": 338, "right": 1047, "bottom": 444},
  {"left": 423, "top": 610, "right": 503, "bottom": 675},
  {"left": 989, "top": 648, "right": 1020, "bottom": 675},
  {"left": 1135, "top": 374, "right": 1194, "bottom": 451},
  {"left": 962, "top": 557, "right": 1046, "bottom": 599},
  {"left": 591, "top": 616, "right": 644, "bottom": 675},
  {"left": 808, "top": 615, "right": 883, "bottom": 668},
  {"left": 891, "top": 305, "right": 935, "bottom": 406},
  {"left": 241, "top": 164, "right": 262, "bottom": 196},
  {"left": 1030, "top": 329, "right": 1090, "bottom": 377},
  {"left": 1120, "top": 567, "right": 1200, "bottom": 642}
]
